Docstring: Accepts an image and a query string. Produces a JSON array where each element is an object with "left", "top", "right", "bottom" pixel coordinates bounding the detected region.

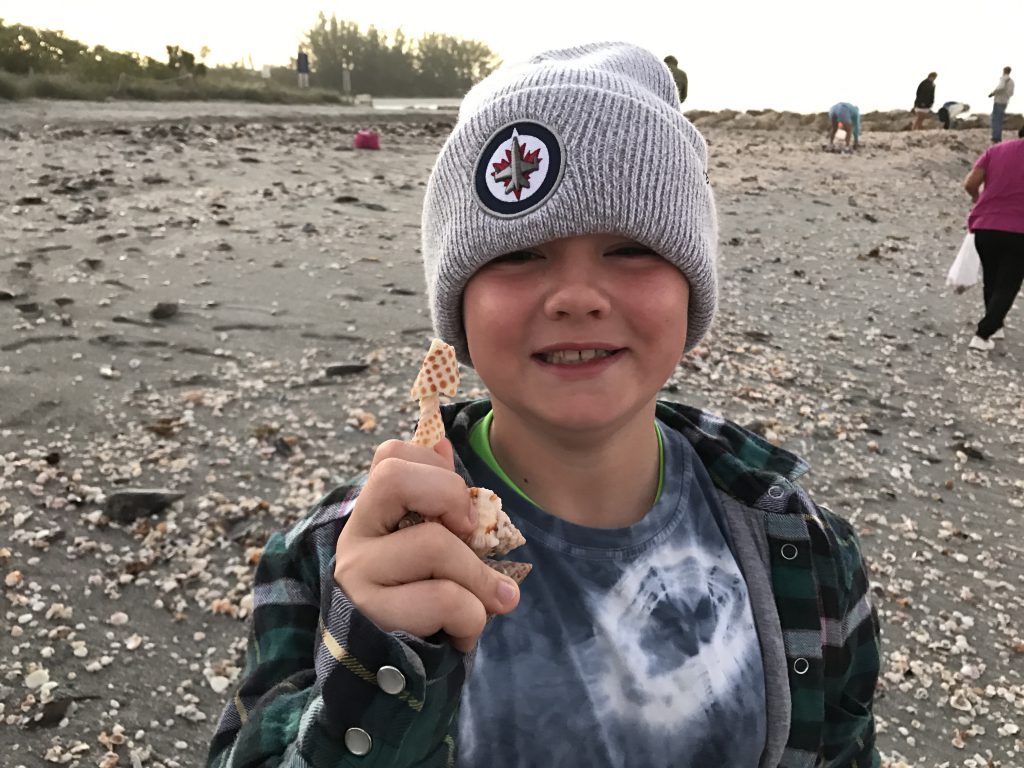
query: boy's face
[{"left": 463, "top": 234, "right": 690, "bottom": 434}]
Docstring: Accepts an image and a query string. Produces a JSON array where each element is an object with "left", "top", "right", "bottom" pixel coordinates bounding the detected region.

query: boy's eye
[
  {"left": 607, "top": 244, "right": 658, "bottom": 257},
  {"left": 491, "top": 250, "right": 541, "bottom": 264}
]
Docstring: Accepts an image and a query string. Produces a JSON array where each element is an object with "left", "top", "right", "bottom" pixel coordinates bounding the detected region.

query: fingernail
[{"left": 496, "top": 579, "right": 518, "bottom": 606}]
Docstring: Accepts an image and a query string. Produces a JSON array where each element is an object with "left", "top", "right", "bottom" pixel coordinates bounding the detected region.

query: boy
[{"left": 208, "top": 43, "right": 881, "bottom": 768}]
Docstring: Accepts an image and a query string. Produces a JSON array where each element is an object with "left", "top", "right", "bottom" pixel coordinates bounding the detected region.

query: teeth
[{"left": 543, "top": 349, "right": 614, "bottom": 364}]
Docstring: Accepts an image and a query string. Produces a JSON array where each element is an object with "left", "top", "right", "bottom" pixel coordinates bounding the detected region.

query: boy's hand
[{"left": 334, "top": 438, "right": 521, "bottom": 652}]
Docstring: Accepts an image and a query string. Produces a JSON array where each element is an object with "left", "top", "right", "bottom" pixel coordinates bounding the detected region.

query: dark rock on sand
[{"left": 105, "top": 489, "right": 186, "bottom": 523}]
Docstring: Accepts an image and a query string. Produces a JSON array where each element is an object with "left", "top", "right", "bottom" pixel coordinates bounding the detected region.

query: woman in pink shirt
[{"left": 963, "top": 126, "right": 1024, "bottom": 351}]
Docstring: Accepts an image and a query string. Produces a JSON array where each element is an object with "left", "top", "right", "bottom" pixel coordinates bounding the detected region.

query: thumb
[{"left": 433, "top": 437, "right": 456, "bottom": 470}]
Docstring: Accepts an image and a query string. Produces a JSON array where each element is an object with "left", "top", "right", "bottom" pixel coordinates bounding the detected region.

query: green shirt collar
[{"left": 467, "top": 408, "right": 665, "bottom": 507}]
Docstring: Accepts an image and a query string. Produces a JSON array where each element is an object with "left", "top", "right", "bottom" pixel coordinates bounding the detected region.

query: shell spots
[{"left": 410, "top": 338, "right": 460, "bottom": 402}]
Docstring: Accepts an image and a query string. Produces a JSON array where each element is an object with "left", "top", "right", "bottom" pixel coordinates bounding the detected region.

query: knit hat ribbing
[{"left": 422, "top": 42, "right": 718, "bottom": 365}]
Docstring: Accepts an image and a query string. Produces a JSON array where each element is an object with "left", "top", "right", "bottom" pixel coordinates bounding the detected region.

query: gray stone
[
  {"left": 105, "top": 489, "right": 185, "bottom": 524},
  {"left": 325, "top": 363, "right": 369, "bottom": 377},
  {"left": 150, "top": 302, "right": 179, "bottom": 320}
]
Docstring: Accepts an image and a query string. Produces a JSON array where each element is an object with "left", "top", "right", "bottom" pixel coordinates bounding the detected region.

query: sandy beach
[{"left": 1, "top": 100, "right": 1022, "bottom": 767}]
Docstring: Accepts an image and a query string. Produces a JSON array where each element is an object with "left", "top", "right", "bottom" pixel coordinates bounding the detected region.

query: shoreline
[{"left": 3, "top": 99, "right": 1021, "bottom": 134}]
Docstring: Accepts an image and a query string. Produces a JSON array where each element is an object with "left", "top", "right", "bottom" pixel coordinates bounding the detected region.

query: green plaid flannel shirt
[{"left": 207, "top": 400, "right": 881, "bottom": 768}]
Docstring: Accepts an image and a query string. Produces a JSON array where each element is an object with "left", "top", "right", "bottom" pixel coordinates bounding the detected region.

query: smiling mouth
[{"left": 535, "top": 349, "right": 622, "bottom": 365}]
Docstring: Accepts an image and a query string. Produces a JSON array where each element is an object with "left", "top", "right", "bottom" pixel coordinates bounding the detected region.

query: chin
[{"left": 531, "top": 397, "right": 648, "bottom": 434}]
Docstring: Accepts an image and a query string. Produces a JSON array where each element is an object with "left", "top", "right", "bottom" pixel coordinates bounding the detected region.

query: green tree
[
  {"left": 385, "top": 29, "right": 417, "bottom": 96},
  {"left": 0, "top": 20, "right": 87, "bottom": 74},
  {"left": 415, "top": 33, "right": 498, "bottom": 96},
  {"left": 305, "top": 13, "right": 363, "bottom": 91},
  {"left": 303, "top": 14, "right": 497, "bottom": 97},
  {"left": 75, "top": 45, "right": 146, "bottom": 82},
  {"left": 166, "top": 45, "right": 195, "bottom": 72}
]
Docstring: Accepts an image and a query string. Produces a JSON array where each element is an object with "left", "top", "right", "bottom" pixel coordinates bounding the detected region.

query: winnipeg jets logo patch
[{"left": 474, "top": 121, "right": 564, "bottom": 218}]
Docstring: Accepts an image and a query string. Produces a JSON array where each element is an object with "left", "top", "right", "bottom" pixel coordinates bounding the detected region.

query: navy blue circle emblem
[{"left": 474, "top": 121, "right": 564, "bottom": 218}]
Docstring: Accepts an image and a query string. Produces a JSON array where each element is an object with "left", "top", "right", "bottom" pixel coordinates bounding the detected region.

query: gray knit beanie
[{"left": 422, "top": 41, "right": 718, "bottom": 365}]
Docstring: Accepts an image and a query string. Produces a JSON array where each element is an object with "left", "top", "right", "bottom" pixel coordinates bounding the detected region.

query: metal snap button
[
  {"left": 376, "top": 665, "right": 406, "bottom": 695},
  {"left": 780, "top": 543, "right": 799, "bottom": 560},
  {"left": 768, "top": 485, "right": 784, "bottom": 499},
  {"left": 344, "top": 727, "right": 372, "bottom": 756},
  {"left": 793, "top": 658, "right": 810, "bottom": 675}
]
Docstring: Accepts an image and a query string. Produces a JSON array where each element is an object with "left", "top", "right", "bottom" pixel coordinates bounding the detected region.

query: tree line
[
  {"left": 0, "top": 15, "right": 500, "bottom": 97},
  {"left": 0, "top": 19, "right": 209, "bottom": 82},
  {"left": 304, "top": 13, "right": 499, "bottom": 96}
]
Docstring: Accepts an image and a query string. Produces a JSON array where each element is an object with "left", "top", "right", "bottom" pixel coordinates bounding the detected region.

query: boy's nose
[{"left": 541, "top": 257, "right": 612, "bottom": 320}]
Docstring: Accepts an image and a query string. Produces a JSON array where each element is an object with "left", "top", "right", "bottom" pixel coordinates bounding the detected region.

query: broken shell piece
[
  {"left": 949, "top": 690, "right": 974, "bottom": 712},
  {"left": 466, "top": 487, "right": 526, "bottom": 558},
  {"left": 396, "top": 510, "right": 424, "bottom": 530},
  {"left": 25, "top": 668, "right": 49, "bottom": 689},
  {"left": 485, "top": 559, "right": 533, "bottom": 585},
  {"left": 409, "top": 338, "right": 459, "bottom": 402},
  {"left": 396, "top": 487, "right": 527, "bottom": 561},
  {"left": 483, "top": 559, "right": 532, "bottom": 622}
]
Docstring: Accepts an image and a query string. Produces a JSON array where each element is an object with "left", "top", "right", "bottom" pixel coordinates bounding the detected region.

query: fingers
[
  {"left": 335, "top": 435, "right": 522, "bottom": 652},
  {"left": 349, "top": 523, "right": 520, "bottom": 614},
  {"left": 370, "top": 438, "right": 454, "bottom": 472},
  {"left": 432, "top": 437, "right": 454, "bottom": 466},
  {"left": 336, "top": 523, "right": 521, "bottom": 654},
  {"left": 370, "top": 581, "right": 489, "bottom": 654},
  {"left": 349, "top": 451, "right": 475, "bottom": 539}
]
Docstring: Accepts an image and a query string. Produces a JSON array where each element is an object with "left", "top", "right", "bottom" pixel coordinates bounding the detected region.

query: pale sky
[{"left": 5, "top": 1, "right": 1021, "bottom": 113}]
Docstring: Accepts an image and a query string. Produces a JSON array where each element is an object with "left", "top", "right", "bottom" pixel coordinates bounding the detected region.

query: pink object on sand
[{"left": 354, "top": 129, "right": 381, "bottom": 150}]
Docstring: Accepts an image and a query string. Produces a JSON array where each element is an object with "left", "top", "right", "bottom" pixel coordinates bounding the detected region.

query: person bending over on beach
[
  {"left": 828, "top": 102, "right": 861, "bottom": 149},
  {"left": 912, "top": 71, "right": 937, "bottom": 130},
  {"left": 963, "top": 125, "right": 1024, "bottom": 352},
  {"left": 938, "top": 101, "right": 970, "bottom": 130},
  {"left": 206, "top": 42, "right": 881, "bottom": 768}
]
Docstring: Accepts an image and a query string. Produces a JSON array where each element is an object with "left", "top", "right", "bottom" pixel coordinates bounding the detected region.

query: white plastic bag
[{"left": 946, "top": 233, "right": 981, "bottom": 291}]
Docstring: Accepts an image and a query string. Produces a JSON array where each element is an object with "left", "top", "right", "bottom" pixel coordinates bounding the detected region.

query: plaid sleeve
[
  {"left": 818, "top": 507, "right": 882, "bottom": 768},
  {"left": 207, "top": 484, "right": 467, "bottom": 767}
]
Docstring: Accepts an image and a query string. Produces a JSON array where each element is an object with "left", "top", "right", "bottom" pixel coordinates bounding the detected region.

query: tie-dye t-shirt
[{"left": 456, "top": 420, "right": 767, "bottom": 767}]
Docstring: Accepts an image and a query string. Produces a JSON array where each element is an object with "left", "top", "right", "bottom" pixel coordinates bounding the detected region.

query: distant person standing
[
  {"left": 663, "top": 55, "right": 687, "bottom": 104},
  {"left": 827, "top": 102, "right": 861, "bottom": 149},
  {"left": 988, "top": 66, "right": 1014, "bottom": 142},
  {"left": 938, "top": 101, "right": 970, "bottom": 129},
  {"left": 963, "top": 126, "right": 1024, "bottom": 351},
  {"left": 296, "top": 46, "right": 310, "bottom": 89},
  {"left": 912, "top": 72, "right": 937, "bottom": 130}
]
